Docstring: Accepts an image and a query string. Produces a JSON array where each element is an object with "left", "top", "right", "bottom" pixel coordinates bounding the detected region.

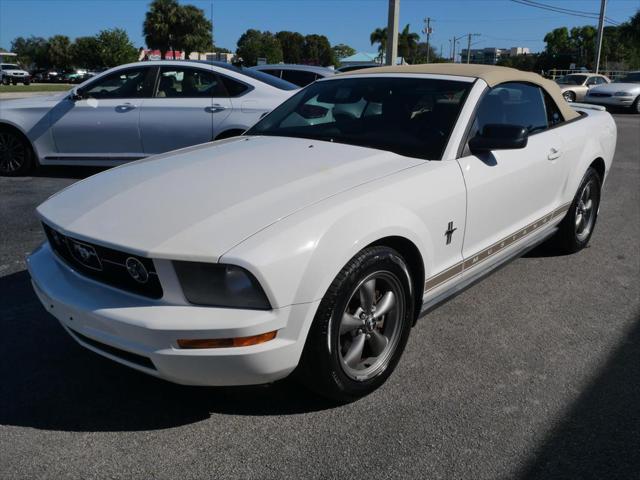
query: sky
[{"left": 1, "top": 0, "right": 638, "bottom": 57}]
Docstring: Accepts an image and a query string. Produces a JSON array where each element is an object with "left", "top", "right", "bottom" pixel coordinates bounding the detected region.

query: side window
[
  {"left": 83, "top": 68, "right": 151, "bottom": 99},
  {"left": 281, "top": 70, "right": 317, "bottom": 87},
  {"left": 155, "top": 67, "right": 226, "bottom": 98},
  {"left": 586, "top": 76, "right": 598, "bottom": 86},
  {"left": 594, "top": 77, "right": 606, "bottom": 85},
  {"left": 262, "top": 69, "right": 283, "bottom": 79},
  {"left": 471, "top": 82, "right": 548, "bottom": 137},
  {"left": 220, "top": 75, "right": 250, "bottom": 97},
  {"left": 543, "top": 92, "right": 564, "bottom": 127}
]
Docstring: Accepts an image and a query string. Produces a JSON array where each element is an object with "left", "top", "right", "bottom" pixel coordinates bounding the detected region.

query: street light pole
[
  {"left": 386, "top": 0, "right": 400, "bottom": 66},
  {"left": 466, "top": 33, "right": 481, "bottom": 64},
  {"left": 594, "top": 0, "right": 607, "bottom": 73},
  {"left": 423, "top": 17, "right": 432, "bottom": 64}
]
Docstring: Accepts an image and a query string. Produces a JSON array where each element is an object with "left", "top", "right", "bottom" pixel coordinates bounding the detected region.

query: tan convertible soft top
[{"left": 338, "top": 64, "right": 579, "bottom": 121}]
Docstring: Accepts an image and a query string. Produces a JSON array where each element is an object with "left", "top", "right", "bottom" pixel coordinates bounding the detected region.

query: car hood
[
  {"left": 589, "top": 83, "right": 640, "bottom": 93},
  {"left": 37, "top": 136, "right": 423, "bottom": 261}
]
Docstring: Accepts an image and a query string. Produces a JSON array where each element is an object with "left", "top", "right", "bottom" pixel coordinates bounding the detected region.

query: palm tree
[
  {"left": 370, "top": 27, "right": 387, "bottom": 64},
  {"left": 143, "top": 0, "right": 179, "bottom": 59},
  {"left": 398, "top": 24, "right": 420, "bottom": 63}
]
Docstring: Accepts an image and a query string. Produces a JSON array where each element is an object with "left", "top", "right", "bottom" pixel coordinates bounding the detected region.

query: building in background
[
  {"left": 459, "top": 47, "right": 530, "bottom": 65},
  {"left": 339, "top": 51, "right": 404, "bottom": 68}
]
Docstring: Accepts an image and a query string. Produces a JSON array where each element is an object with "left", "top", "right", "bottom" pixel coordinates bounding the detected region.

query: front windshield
[
  {"left": 246, "top": 77, "right": 472, "bottom": 160},
  {"left": 556, "top": 74, "right": 587, "bottom": 85},
  {"left": 1, "top": 64, "right": 20, "bottom": 70},
  {"left": 615, "top": 72, "right": 640, "bottom": 83}
]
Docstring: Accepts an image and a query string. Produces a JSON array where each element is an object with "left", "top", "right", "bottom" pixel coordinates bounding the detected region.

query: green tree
[
  {"left": 236, "top": 29, "right": 282, "bottom": 66},
  {"left": 10, "top": 36, "right": 50, "bottom": 68},
  {"left": 276, "top": 31, "right": 305, "bottom": 64},
  {"left": 398, "top": 24, "right": 420, "bottom": 63},
  {"left": 618, "top": 9, "right": 640, "bottom": 68},
  {"left": 570, "top": 25, "right": 597, "bottom": 68},
  {"left": 71, "top": 36, "right": 101, "bottom": 69},
  {"left": 332, "top": 43, "right": 355, "bottom": 60},
  {"left": 370, "top": 27, "right": 387, "bottom": 63},
  {"left": 303, "top": 34, "right": 335, "bottom": 66},
  {"left": 543, "top": 27, "right": 571, "bottom": 56},
  {"left": 414, "top": 42, "right": 440, "bottom": 64},
  {"left": 175, "top": 4, "right": 212, "bottom": 58},
  {"left": 96, "top": 28, "right": 138, "bottom": 67},
  {"left": 48, "top": 35, "right": 73, "bottom": 69},
  {"left": 143, "top": 0, "right": 180, "bottom": 59}
]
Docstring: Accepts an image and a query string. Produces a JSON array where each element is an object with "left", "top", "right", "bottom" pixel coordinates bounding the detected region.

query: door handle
[
  {"left": 206, "top": 104, "right": 227, "bottom": 113},
  {"left": 116, "top": 103, "right": 136, "bottom": 112},
  {"left": 547, "top": 147, "right": 561, "bottom": 160}
]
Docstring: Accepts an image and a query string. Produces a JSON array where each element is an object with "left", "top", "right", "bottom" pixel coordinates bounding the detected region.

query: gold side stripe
[{"left": 424, "top": 202, "right": 571, "bottom": 293}]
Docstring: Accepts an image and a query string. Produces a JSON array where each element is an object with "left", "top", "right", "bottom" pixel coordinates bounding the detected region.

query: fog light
[{"left": 177, "top": 331, "right": 277, "bottom": 349}]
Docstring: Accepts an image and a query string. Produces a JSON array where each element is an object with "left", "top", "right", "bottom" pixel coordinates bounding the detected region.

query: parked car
[
  {"left": 0, "top": 63, "right": 31, "bottom": 85},
  {"left": 63, "top": 69, "right": 96, "bottom": 84},
  {"left": 584, "top": 71, "right": 640, "bottom": 113},
  {"left": 555, "top": 73, "right": 610, "bottom": 102},
  {"left": 0, "top": 60, "right": 298, "bottom": 175},
  {"left": 251, "top": 64, "right": 336, "bottom": 87},
  {"left": 27, "top": 64, "right": 616, "bottom": 401}
]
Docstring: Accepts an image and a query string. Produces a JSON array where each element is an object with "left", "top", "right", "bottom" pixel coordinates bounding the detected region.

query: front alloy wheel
[
  {"left": 563, "top": 91, "right": 576, "bottom": 102},
  {"left": 298, "top": 246, "right": 414, "bottom": 402},
  {"left": 0, "top": 129, "right": 33, "bottom": 176}
]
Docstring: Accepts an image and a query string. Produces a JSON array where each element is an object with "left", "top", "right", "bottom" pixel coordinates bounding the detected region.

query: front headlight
[
  {"left": 614, "top": 91, "right": 633, "bottom": 96},
  {"left": 174, "top": 261, "right": 271, "bottom": 310}
]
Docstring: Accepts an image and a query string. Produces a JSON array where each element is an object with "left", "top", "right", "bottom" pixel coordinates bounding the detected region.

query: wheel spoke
[
  {"left": 582, "top": 184, "right": 591, "bottom": 203},
  {"left": 367, "top": 330, "right": 388, "bottom": 357},
  {"left": 343, "top": 333, "right": 366, "bottom": 368},
  {"left": 359, "top": 279, "right": 376, "bottom": 313},
  {"left": 584, "top": 199, "right": 593, "bottom": 212},
  {"left": 340, "top": 312, "right": 363, "bottom": 335},
  {"left": 575, "top": 213, "right": 582, "bottom": 229},
  {"left": 373, "top": 291, "right": 395, "bottom": 319}
]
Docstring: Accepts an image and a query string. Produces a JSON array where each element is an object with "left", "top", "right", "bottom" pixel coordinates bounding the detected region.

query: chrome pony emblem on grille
[
  {"left": 126, "top": 257, "right": 149, "bottom": 284},
  {"left": 68, "top": 240, "right": 102, "bottom": 270}
]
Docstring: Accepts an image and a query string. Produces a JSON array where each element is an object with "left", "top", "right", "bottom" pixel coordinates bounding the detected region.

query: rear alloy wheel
[
  {"left": 633, "top": 96, "right": 640, "bottom": 114},
  {"left": 298, "top": 246, "right": 414, "bottom": 402},
  {"left": 0, "top": 129, "right": 33, "bottom": 176},
  {"left": 548, "top": 167, "right": 601, "bottom": 254},
  {"left": 563, "top": 91, "right": 576, "bottom": 102}
]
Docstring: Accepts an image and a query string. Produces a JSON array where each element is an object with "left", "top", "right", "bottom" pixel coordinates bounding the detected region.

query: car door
[
  {"left": 139, "top": 66, "right": 232, "bottom": 154},
  {"left": 50, "top": 66, "right": 153, "bottom": 159},
  {"left": 457, "top": 82, "right": 568, "bottom": 264}
]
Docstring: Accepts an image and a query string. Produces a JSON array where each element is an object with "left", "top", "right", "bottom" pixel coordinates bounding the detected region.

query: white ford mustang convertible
[{"left": 28, "top": 64, "right": 616, "bottom": 401}]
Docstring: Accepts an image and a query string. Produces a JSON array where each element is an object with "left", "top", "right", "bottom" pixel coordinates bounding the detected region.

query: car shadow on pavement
[
  {"left": 517, "top": 311, "right": 640, "bottom": 479},
  {"left": 33, "top": 165, "right": 108, "bottom": 179},
  {"left": 0, "top": 270, "right": 337, "bottom": 433}
]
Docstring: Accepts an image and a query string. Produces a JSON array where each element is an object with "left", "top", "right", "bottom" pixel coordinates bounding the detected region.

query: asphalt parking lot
[{"left": 0, "top": 113, "right": 638, "bottom": 479}]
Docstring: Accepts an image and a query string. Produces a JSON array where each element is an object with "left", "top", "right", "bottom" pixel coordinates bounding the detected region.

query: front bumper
[
  {"left": 27, "top": 243, "right": 320, "bottom": 386},
  {"left": 584, "top": 95, "right": 636, "bottom": 108}
]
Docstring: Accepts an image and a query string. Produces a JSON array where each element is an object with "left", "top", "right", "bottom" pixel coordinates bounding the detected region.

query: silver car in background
[
  {"left": 555, "top": 73, "right": 610, "bottom": 102},
  {"left": 584, "top": 71, "right": 640, "bottom": 113},
  {"left": 0, "top": 60, "right": 298, "bottom": 175},
  {"left": 251, "top": 64, "right": 336, "bottom": 87}
]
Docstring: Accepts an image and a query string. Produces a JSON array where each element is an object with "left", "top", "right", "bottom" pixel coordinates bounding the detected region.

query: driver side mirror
[
  {"left": 469, "top": 124, "right": 528, "bottom": 153},
  {"left": 69, "top": 89, "right": 85, "bottom": 101}
]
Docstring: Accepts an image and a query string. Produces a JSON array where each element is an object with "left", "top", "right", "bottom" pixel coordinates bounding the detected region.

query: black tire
[
  {"left": 0, "top": 127, "right": 34, "bottom": 176},
  {"left": 632, "top": 96, "right": 640, "bottom": 114},
  {"left": 2, "top": 77, "right": 9, "bottom": 86},
  {"left": 548, "top": 167, "right": 601, "bottom": 254},
  {"left": 24, "top": 79, "right": 30, "bottom": 86},
  {"left": 563, "top": 91, "right": 576, "bottom": 102},
  {"left": 297, "top": 246, "right": 414, "bottom": 402}
]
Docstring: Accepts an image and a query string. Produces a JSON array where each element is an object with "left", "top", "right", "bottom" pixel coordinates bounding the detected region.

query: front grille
[
  {"left": 589, "top": 92, "right": 612, "bottom": 98},
  {"left": 43, "top": 223, "right": 163, "bottom": 299},
  {"left": 70, "top": 328, "right": 156, "bottom": 370}
]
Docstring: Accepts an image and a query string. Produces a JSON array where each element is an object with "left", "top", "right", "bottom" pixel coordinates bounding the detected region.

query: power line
[{"left": 510, "top": 0, "right": 621, "bottom": 25}]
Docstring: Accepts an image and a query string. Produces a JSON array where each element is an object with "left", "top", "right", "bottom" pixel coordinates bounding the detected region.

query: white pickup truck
[{"left": 0, "top": 63, "right": 31, "bottom": 86}]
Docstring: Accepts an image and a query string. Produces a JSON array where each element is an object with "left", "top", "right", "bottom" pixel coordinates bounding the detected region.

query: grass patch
[{"left": 0, "top": 83, "right": 72, "bottom": 93}]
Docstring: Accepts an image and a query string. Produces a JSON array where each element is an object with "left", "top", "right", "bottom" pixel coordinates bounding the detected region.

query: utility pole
[
  {"left": 466, "top": 33, "right": 481, "bottom": 64},
  {"left": 422, "top": 17, "right": 432, "bottom": 63},
  {"left": 594, "top": 0, "right": 607, "bottom": 73},
  {"left": 452, "top": 35, "right": 465, "bottom": 63},
  {"left": 386, "top": 0, "right": 400, "bottom": 66}
]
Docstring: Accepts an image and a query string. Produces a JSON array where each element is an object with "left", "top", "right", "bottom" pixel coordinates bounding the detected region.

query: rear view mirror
[
  {"left": 70, "top": 89, "right": 84, "bottom": 101},
  {"left": 298, "top": 104, "right": 329, "bottom": 119},
  {"left": 469, "top": 124, "right": 528, "bottom": 153}
]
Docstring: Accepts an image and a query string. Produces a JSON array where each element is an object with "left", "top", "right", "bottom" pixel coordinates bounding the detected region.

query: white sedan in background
[
  {"left": 0, "top": 60, "right": 297, "bottom": 175},
  {"left": 28, "top": 64, "right": 616, "bottom": 401},
  {"left": 584, "top": 71, "right": 640, "bottom": 113}
]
